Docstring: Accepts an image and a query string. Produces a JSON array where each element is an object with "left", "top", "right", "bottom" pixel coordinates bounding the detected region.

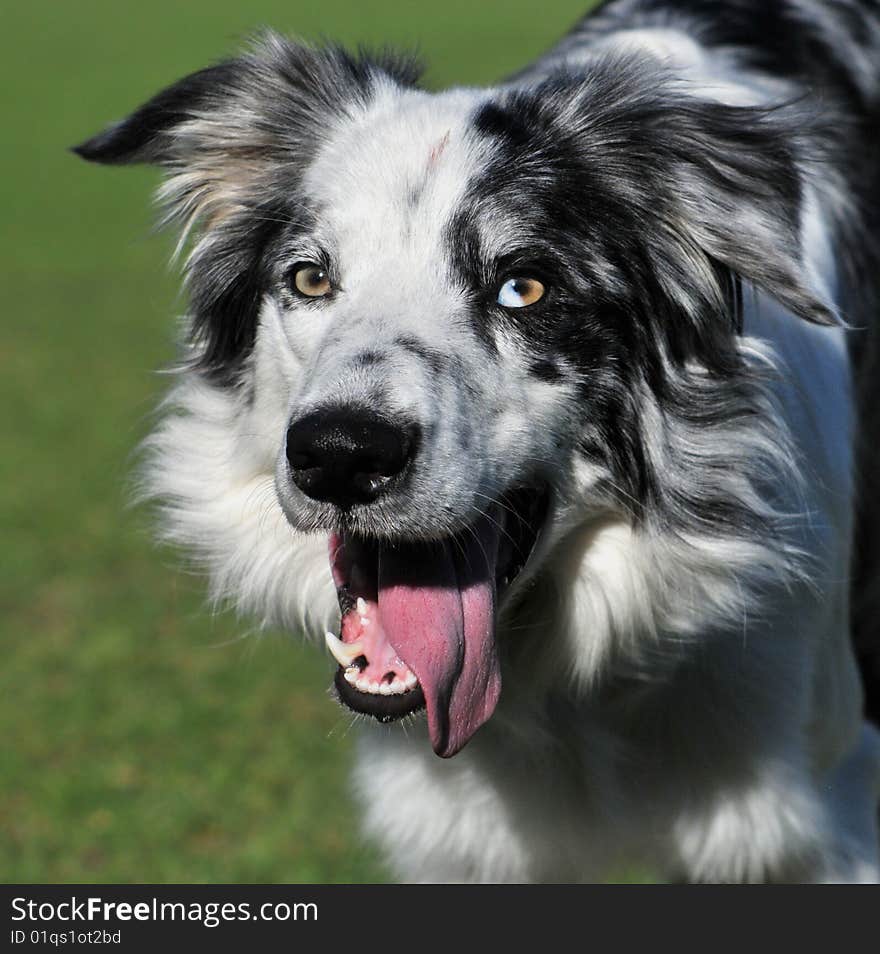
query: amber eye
[
  {"left": 291, "top": 264, "right": 332, "bottom": 298},
  {"left": 497, "top": 277, "right": 546, "bottom": 308}
]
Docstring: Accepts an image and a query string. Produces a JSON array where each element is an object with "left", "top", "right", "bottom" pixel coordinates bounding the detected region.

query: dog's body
[{"left": 77, "top": 0, "right": 880, "bottom": 882}]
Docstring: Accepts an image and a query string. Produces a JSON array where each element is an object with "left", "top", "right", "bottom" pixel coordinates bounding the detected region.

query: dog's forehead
[{"left": 300, "top": 88, "right": 490, "bottom": 256}]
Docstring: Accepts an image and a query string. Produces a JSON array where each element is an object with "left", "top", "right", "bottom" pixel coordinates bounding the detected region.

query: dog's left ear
[
  {"left": 652, "top": 94, "right": 837, "bottom": 330},
  {"left": 542, "top": 62, "right": 837, "bottom": 333}
]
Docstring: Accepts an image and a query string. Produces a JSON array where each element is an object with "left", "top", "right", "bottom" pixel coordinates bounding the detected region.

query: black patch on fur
[
  {"left": 528, "top": 358, "right": 564, "bottom": 382},
  {"left": 473, "top": 101, "right": 535, "bottom": 147},
  {"left": 352, "top": 350, "right": 386, "bottom": 369},
  {"left": 183, "top": 200, "right": 286, "bottom": 384}
]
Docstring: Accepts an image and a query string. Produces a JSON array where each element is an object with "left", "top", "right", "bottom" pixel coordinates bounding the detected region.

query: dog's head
[{"left": 76, "top": 35, "right": 832, "bottom": 756}]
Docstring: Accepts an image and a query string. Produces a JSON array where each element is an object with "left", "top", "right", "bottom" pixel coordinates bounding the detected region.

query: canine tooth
[
  {"left": 324, "top": 631, "right": 364, "bottom": 668},
  {"left": 356, "top": 597, "right": 367, "bottom": 616}
]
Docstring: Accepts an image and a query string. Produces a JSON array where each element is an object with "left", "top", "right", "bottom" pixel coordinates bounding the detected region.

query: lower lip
[{"left": 333, "top": 667, "right": 426, "bottom": 723}]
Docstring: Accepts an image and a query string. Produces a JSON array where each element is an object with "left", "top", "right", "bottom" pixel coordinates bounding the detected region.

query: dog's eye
[
  {"left": 497, "top": 277, "right": 545, "bottom": 308},
  {"left": 291, "top": 264, "right": 332, "bottom": 298}
]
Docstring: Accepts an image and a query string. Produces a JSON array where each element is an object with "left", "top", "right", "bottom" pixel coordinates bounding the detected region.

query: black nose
[{"left": 286, "top": 407, "right": 418, "bottom": 507}]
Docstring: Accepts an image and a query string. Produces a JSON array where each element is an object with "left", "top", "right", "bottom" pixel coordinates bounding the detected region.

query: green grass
[{"left": 0, "top": 0, "right": 593, "bottom": 883}]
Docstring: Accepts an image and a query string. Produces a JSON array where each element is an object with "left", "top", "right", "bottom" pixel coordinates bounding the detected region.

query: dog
[{"left": 75, "top": 0, "right": 880, "bottom": 882}]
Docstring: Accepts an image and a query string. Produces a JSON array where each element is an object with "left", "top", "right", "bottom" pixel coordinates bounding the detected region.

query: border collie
[{"left": 75, "top": 0, "right": 880, "bottom": 882}]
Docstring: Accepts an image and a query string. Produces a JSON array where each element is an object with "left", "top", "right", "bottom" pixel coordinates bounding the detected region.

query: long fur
[{"left": 75, "top": 0, "right": 880, "bottom": 882}]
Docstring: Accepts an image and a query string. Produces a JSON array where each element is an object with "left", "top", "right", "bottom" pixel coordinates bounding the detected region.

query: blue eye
[{"left": 497, "top": 277, "right": 546, "bottom": 308}]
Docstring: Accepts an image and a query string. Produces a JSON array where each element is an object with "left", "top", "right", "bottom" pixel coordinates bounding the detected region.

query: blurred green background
[{"left": 1, "top": 0, "right": 592, "bottom": 883}]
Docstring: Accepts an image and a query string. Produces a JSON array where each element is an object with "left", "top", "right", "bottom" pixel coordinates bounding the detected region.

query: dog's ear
[
  {"left": 538, "top": 61, "right": 837, "bottom": 335},
  {"left": 72, "top": 32, "right": 420, "bottom": 232},
  {"left": 650, "top": 93, "right": 837, "bottom": 331}
]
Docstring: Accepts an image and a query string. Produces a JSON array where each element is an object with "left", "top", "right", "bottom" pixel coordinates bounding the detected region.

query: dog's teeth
[
  {"left": 404, "top": 672, "right": 418, "bottom": 689},
  {"left": 379, "top": 682, "right": 393, "bottom": 695},
  {"left": 343, "top": 667, "right": 359, "bottom": 684},
  {"left": 356, "top": 597, "right": 367, "bottom": 616},
  {"left": 324, "top": 631, "right": 364, "bottom": 668},
  {"left": 389, "top": 678, "right": 405, "bottom": 694},
  {"left": 355, "top": 677, "right": 370, "bottom": 693},
  {"left": 360, "top": 616, "right": 370, "bottom": 626}
]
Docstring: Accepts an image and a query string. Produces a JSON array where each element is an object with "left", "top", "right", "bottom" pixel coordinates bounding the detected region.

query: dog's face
[
  {"left": 270, "top": 88, "right": 565, "bottom": 543},
  {"left": 76, "top": 36, "right": 831, "bottom": 757},
  {"left": 259, "top": 87, "right": 570, "bottom": 756}
]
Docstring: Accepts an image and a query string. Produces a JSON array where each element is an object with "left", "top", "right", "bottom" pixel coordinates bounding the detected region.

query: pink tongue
[{"left": 377, "top": 515, "right": 502, "bottom": 757}]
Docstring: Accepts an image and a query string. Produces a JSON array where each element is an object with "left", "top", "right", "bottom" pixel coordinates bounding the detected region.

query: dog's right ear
[
  {"left": 72, "top": 33, "right": 421, "bottom": 229},
  {"left": 72, "top": 61, "right": 241, "bottom": 166}
]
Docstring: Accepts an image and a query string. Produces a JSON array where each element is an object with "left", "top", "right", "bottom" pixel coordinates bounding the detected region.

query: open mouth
[{"left": 325, "top": 485, "right": 550, "bottom": 757}]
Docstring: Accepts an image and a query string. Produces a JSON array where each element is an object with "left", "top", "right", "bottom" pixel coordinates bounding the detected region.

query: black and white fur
[{"left": 75, "top": 0, "right": 880, "bottom": 882}]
